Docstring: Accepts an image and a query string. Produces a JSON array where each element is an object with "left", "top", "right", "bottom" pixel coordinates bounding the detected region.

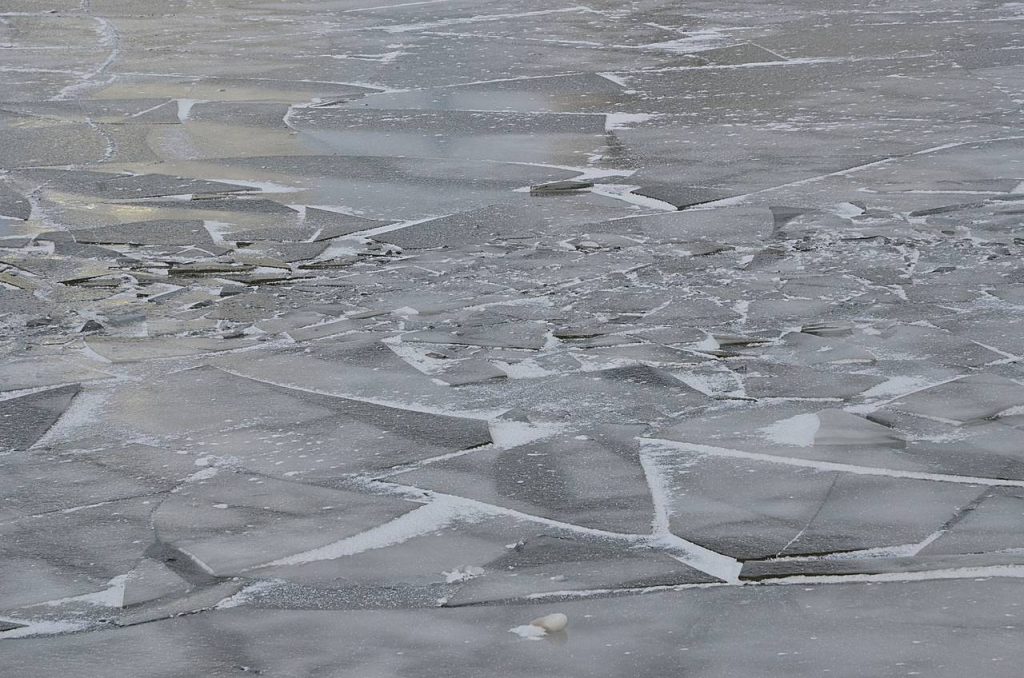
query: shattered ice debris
[
  {"left": 510, "top": 613, "right": 569, "bottom": 639},
  {"left": 442, "top": 565, "right": 484, "bottom": 584}
]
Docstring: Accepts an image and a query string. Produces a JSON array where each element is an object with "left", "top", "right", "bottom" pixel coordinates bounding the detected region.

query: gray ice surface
[{"left": 1, "top": 0, "right": 1024, "bottom": 675}]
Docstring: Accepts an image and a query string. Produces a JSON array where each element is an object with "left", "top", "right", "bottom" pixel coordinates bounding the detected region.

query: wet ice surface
[{"left": 1, "top": 0, "right": 1024, "bottom": 675}]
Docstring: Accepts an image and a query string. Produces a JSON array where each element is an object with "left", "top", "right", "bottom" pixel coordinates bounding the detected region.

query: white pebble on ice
[{"left": 530, "top": 612, "right": 568, "bottom": 632}]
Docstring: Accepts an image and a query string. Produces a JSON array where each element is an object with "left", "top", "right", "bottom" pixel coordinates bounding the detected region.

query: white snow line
[
  {"left": 755, "top": 564, "right": 1024, "bottom": 586},
  {"left": 0, "top": 618, "right": 92, "bottom": 639},
  {"left": 127, "top": 99, "right": 175, "bottom": 119},
  {"left": 254, "top": 498, "right": 483, "bottom": 568},
  {"left": 375, "top": 442, "right": 494, "bottom": 479},
  {"left": 693, "top": 135, "right": 1024, "bottom": 209},
  {"left": 368, "top": 479, "right": 649, "bottom": 541},
  {"left": 596, "top": 72, "right": 630, "bottom": 88},
  {"left": 361, "top": 214, "right": 447, "bottom": 238},
  {"left": 40, "top": 574, "right": 127, "bottom": 609},
  {"left": 213, "top": 365, "right": 504, "bottom": 420},
  {"left": 210, "top": 178, "right": 302, "bottom": 194},
  {"left": 588, "top": 184, "right": 678, "bottom": 211},
  {"left": 747, "top": 42, "right": 789, "bottom": 61},
  {"left": 175, "top": 546, "right": 217, "bottom": 575},
  {"left": 860, "top": 374, "right": 973, "bottom": 411},
  {"left": 54, "top": 16, "right": 119, "bottom": 101},
  {"left": 524, "top": 564, "right": 1024, "bottom": 599},
  {"left": 637, "top": 450, "right": 673, "bottom": 535},
  {"left": 342, "top": 0, "right": 451, "bottom": 12},
  {"left": 522, "top": 581, "right": 727, "bottom": 600},
  {"left": 647, "top": 533, "right": 743, "bottom": 583},
  {"left": 770, "top": 530, "right": 948, "bottom": 564},
  {"left": 373, "top": 7, "right": 587, "bottom": 33},
  {"left": 496, "top": 159, "right": 636, "bottom": 181},
  {"left": 643, "top": 439, "right": 1024, "bottom": 488}
]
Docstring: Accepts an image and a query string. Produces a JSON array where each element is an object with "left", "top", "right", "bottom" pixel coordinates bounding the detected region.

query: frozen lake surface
[{"left": 2, "top": 0, "right": 1024, "bottom": 675}]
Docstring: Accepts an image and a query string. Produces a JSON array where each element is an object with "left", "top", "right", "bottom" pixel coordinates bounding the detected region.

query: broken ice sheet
[
  {"left": 65, "top": 219, "right": 216, "bottom": 247},
  {"left": 0, "top": 497, "right": 154, "bottom": 609},
  {"left": 446, "top": 534, "right": 717, "bottom": 605},
  {"left": 101, "top": 366, "right": 492, "bottom": 477},
  {"left": 641, "top": 443, "right": 981, "bottom": 560},
  {"left": 3, "top": 0, "right": 1024, "bottom": 670},
  {"left": 402, "top": 321, "right": 549, "bottom": 351},
  {"left": 208, "top": 343, "right": 472, "bottom": 409},
  {"left": 153, "top": 474, "right": 416, "bottom": 575},
  {"left": 397, "top": 429, "right": 656, "bottom": 534},
  {"left": 244, "top": 503, "right": 715, "bottom": 609},
  {"left": 434, "top": 359, "right": 508, "bottom": 386},
  {"left": 0, "top": 449, "right": 172, "bottom": 521},
  {"left": 83, "top": 337, "right": 257, "bottom": 363},
  {"left": 352, "top": 72, "right": 633, "bottom": 114},
  {"left": 0, "top": 357, "right": 110, "bottom": 392},
  {"left": 658, "top": 402, "right": 929, "bottom": 474},
  {"left": 878, "top": 374, "right": 1024, "bottom": 424},
  {"left": 919, "top": 488, "right": 1024, "bottom": 557},
  {"left": 0, "top": 385, "right": 79, "bottom": 451},
  {"left": 402, "top": 361, "right": 713, "bottom": 428},
  {"left": 740, "top": 362, "right": 887, "bottom": 400},
  {"left": 0, "top": 182, "right": 31, "bottom": 221},
  {"left": 13, "top": 169, "right": 251, "bottom": 199}
]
